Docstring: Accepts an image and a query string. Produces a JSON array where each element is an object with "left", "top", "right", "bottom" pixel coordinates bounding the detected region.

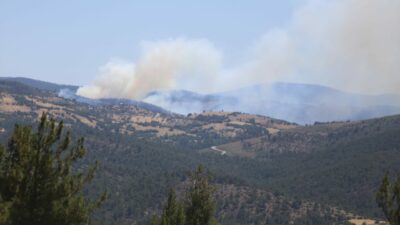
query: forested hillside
[{"left": 0, "top": 79, "right": 398, "bottom": 225}]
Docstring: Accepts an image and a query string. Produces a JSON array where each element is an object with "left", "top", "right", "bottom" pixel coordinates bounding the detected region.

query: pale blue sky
[{"left": 0, "top": 0, "right": 302, "bottom": 85}]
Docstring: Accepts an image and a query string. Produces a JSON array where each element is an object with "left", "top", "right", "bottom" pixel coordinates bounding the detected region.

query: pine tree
[
  {"left": 159, "top": 189, "right": 185, "bottom": 225},
  {"left": 149, "top": 165, "right": 219, "bottom": 225},
  {"left": 149, "top": 216, "right": 160, "bottom": 225},
  {"left": 376, "top": 173, "right": 400, "bottom": 225},
  {"left": 152, "top": 189, "right": 185, "bottom": 225},
  {"left": 0, "top": 113, "right": 105, "bottom": 225},
  {"left": 175, "top": 202, "right": 185, "bottom": 225},
  {"left": 0, "top": 145, "right": 10, "bottom": 225},
  {"left": 185, "top": 165, "right": 219, "bottom": 225}
]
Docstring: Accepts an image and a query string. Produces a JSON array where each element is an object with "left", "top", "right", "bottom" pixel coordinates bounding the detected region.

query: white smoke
[
  {"left": 77, "top": 60, "right": 135, "bottom": 99},
  {"left": 295, "top": 0, "right": 400, "bottom": 94},
  {"left": 78, "top": 0, "right": 400, "bottom": 100},
  {"left": 236, "top": 0, "right": 400, "bottom": 94},
  {"left": 77, "top": 39, "right": 222, "bottom": 99}
]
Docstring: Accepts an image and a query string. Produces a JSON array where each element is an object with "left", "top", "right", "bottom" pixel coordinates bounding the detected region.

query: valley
[
  {"left": 0, "top": 78, "right": 399, "bottom": 225},
  {"left": 2, "top": 1, "right": 399, "bottom": 224}
]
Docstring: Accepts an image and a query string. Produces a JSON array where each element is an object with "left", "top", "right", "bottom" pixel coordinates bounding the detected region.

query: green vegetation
[
  {"left": 1, "top": 80, "right": 400, "bottom": 224},
  {"left": 184, "top": 166, "right": 219, "bottom": 225},
  {"left": 376, "top": 174, "right": 400, "bottom": 225},
  {"left": 151, "top": 166, "right": 219, "bottom": 225},
  {"left": 0, "top": 114, "right": 105, "bottom": 225},
  {"left": 150, "top": 189, "right": 185, "bottom": 225}
]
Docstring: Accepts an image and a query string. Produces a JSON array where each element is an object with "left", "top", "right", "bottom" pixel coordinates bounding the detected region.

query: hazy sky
[
  {"left": 1, "top": 0, "right": 399, "bottom": 97},
  {"left": 0, "top": 0, "right": 302, "bottom": 85}
]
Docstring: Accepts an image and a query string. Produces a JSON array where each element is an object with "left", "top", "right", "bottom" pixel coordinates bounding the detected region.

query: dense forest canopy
[{"left": 0, "top": 80, "right": 399, "bottom": 225}]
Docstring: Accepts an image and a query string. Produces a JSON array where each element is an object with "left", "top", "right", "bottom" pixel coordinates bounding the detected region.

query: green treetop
[
  {"left": 376, "top": 173, "right": 400, "bottom": 225},
  {"left": 0, "top": 113, "right": 105, "bottom": 225},
  {"left": 150, "top": 165, "right": 219, "bottom": 225}
]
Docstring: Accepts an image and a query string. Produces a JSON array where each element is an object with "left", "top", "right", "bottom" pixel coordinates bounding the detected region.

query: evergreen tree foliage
[
  {"left": 376, "top": 174, "right": 400, "bottom": 225},
  {"left": 159, "top": 189, "right": 185, "bottom": 225},
  {"left": 0, "top": 113, "right": 105, "bottom": 225},
  {"left": 185, "top": 165, "right": 219, "bottom": 225},
  {"left": 150, "top": 216, "right": 161, "bottom": 225},
  {"left": 150, "top": 165, "right": 219, "bottom": 225}
]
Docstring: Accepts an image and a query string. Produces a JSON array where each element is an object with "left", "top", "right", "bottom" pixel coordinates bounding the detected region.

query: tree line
[
  {"left": 0, "top": 114, "right": 219, "bottom": 225},
  {"left": 0, "top": 114, "right": 398, "bottom": 225}
]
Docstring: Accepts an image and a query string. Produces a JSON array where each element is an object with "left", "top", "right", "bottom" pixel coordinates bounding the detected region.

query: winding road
[{"left": 210, "top": 146, "right": 227, "bottom": 155}]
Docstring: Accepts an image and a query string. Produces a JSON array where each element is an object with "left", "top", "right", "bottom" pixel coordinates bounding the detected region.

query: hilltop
[
  {"left": 0, "top": 79, "right": 294, "bottom": 149},
  {"left": 0, "top": 77, "right": 399, "bottom": 225},
  {"left": 145, "top": 82, "right": 400, "bottom": 124}
]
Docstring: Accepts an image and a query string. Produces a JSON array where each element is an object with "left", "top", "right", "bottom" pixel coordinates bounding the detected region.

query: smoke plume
[
  {"left": 77, "top": 39, "right": 221, "bottom": 99},
  {"left": 78, "top": 0, "right": 400, "bottom": 100}
]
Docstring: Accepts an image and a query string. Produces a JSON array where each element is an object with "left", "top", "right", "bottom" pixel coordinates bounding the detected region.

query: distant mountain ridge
[
  {"left": 144, "top": 82, "right": 400, "bottom": 124},
  {"left": 2, "top": 77, "right": 400, "bottom": 124},
  {"left": 0, "top": 77, "right": 169, "bottom": 115},
  {"left": 0, "top": 77, "right": 79, "bottom": 92},
  {"left": 58, "top": 88, "right": 170, "bottom": 115},
  {"left": 1, "top": 76, "right": 399, "bottom": 224}
]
